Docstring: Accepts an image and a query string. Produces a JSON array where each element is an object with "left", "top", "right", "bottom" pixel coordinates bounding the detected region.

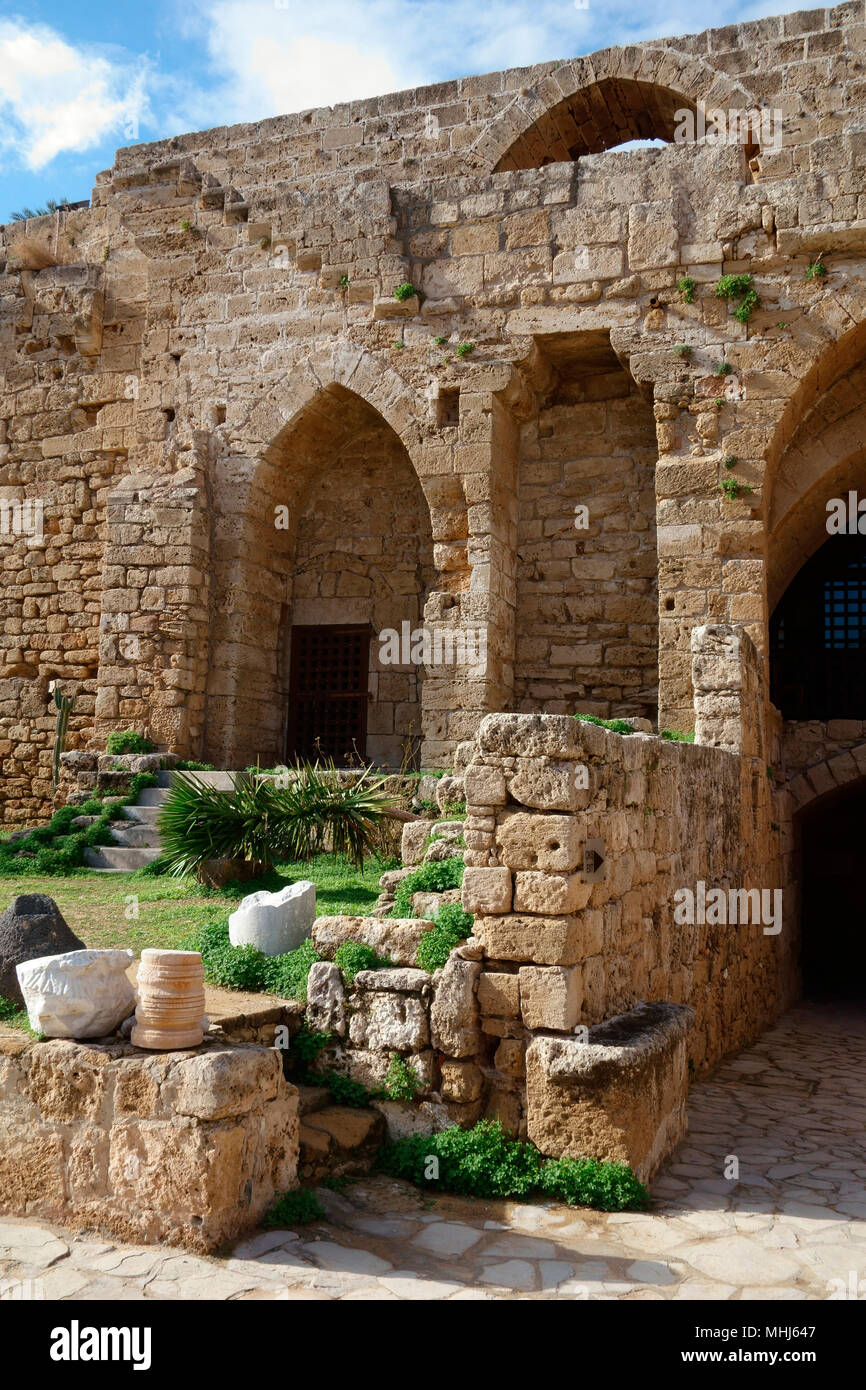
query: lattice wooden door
[{"left": 287, "top": 625, "right": 370, "bottom": 762}]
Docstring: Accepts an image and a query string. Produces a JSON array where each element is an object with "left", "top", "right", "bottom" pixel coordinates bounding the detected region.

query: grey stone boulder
[{"left": 0, "top": 894, "right": 86, "bottom": 1005}]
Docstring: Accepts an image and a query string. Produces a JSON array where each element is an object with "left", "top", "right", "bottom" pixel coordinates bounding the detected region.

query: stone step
[
  {"left": 120, "top": 804, "right": 162, "bottom": 824},
  {"left": 156, "top": 770, "right": 248, "bottom": 791},
  {"left": 84, "top": 846, "right": 162, "bottom": 871},
  {"left": 296, "top": 1084, "right": 331, "bottom": 1117},
  {"left": 136, "top": 788, "right": 172, "bottom": 806},
  {"left": 109, "top": 823, "right": 162, "bottom": 849},
  {"left": 298, "top": 1105, "right": 385, "bottom": 1183}
]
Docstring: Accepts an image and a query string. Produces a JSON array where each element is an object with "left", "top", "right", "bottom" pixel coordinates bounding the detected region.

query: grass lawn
[{"left": 0, "top": 853, "right": 395, "bottom": 957}]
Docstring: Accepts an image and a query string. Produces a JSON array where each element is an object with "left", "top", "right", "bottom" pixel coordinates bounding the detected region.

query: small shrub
[
  {"left": 416, "top": 902, "right": 473, "bottom": 972},
  {"left": 180, "top": 219, "right": 191, "bottom": 232},
  {"left": 713, "top": 361, "right": 733, "bottom": 376},
  {"left": 338, "top": 273, "right": 349, "bottom": 287},
  {"left": 393, "top": 281, "right": 416, "bottom": 301},
  {"left": 334, "top": 939, "right": 390, "bottom": 985},
  {"left": 318, "top": 1070, "right": 374, "bottom": 1108},
  {"left": 106, "top": 730, "right": 154, "bottom": 755},
  {"left": 263, "top": 1189, "right": 324, "bottom": 1227},
  {"left": 384, "top": 1053, "right": 422, "bottom": 1101},
  {"left": 442, "top": 800, "right": 466, "bottom": 818},
  {"left": 723, "top": 454, "right": 738, "bottom": 469},
  {"left": 805, "top": 260, "right": 827, "bottom": 281},
  {"left": 455, "top": 342, "right": 474, "bottom": 359},
  {"left": 540, "top": 1156, "right": 649, "bottom": 1211},
  {"left": 672, "top": 343, "right": 692, "bottom": 358},
  {"left": 377, "top": 1120, "right": 648, "bottom": 1209},
  {"left": 390, "top": 857, "right": 465, "bottom": 918},
  {"left": 676, "top": 275, "right": 695, "bottom": 304},
  {"left": 173, "top": 759, "right": 214, "bottom": 771},
  {"left": 291, "top": 1024, "right": 332, "bottom": 1069},
  {"left": 433, "top": 335, "right": 447, "bottom": 345},
  {"left": 261, "top": 937, "right": 321, "bottom": 999},
  {"left": 660, "top": 728, "right": 696, "bottom": 743}
]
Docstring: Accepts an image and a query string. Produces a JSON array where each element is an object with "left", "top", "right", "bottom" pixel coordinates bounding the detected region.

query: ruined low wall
[{"left": 0, "top": 1034, "right": 298, "bottom": 1253}]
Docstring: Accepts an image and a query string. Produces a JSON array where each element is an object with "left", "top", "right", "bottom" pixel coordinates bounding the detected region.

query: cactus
[{"left": 51, "top": 686, "right": 76, "bottom": 793}]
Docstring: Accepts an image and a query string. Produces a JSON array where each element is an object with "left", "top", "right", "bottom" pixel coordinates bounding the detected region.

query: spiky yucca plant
[{"left": 158, "top": 763, "right": 395, "bottom": 878}]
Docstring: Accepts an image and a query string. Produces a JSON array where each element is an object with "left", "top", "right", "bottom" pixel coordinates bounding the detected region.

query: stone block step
[
  {"left": 84, "top": 846, "right": 162, "bottom": 871},
  {"left": 156, "top": 770, "right": 249, "bottom": 791},
  {"left": 109, "top": 823, "right": 162, "bottom": 849},
  {"left": 120, "top": 804, "right": 162, "bottom": 824},
  {"left": 136, "top": 788, "right": 172, "bottom": 806},
  {"left": 298, "top": 1105, "right": 385, "bottom": 1183},
  {"left": 296, "top": 1084, "right": 331, "bottom": 1116}
]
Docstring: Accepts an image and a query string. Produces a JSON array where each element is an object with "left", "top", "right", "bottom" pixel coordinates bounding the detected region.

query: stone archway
[
  {"left": 202, "top": 382, "right": 436, "bottom": 768},
  {"left": 469, "top": 46, "right": 762, "bottom": 171}
]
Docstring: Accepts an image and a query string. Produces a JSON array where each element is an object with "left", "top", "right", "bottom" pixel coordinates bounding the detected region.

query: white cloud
[
  {"left": 0, "top": 19, "right": 148, "bottom": 171},
  {"left": 177, "top": 0, "right": 786, "bottom": 128}
]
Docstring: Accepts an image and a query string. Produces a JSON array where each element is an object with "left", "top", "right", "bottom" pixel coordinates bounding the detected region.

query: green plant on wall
[
  {"left": 50, "top": 686, "right": 75, "bottom": 794},
  {"left": 676, "top": 275, "right": 695, "bottom": 304},
  {"left": 719, "top": 477, "right": 755, "bottom": 501},
  {"left": 715, "top": 272, "right": 760, "bottom": 324},
  {"left": 805, "top": 259, "right": 827, "bottom": 281},
  {"left": 393, "top": 281, "right": 416, "bottom": 301}
]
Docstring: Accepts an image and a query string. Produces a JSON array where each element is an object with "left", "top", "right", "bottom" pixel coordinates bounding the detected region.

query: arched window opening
[
  {"left": 770, "top": 535, "right": 866, "bottom": 719},
  {"left": 495, "top": 78, "right": 700, "bottom": 170}
]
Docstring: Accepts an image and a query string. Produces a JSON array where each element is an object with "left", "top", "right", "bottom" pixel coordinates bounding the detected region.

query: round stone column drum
[{"left": 132, "top": 948, "right": 206, "bottom": 1050}]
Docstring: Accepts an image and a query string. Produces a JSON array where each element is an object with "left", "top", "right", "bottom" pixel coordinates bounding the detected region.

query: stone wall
[
  {"left": 515, "top": 373, "right": 658, "bottom": 721},
  {"left": 4, "top": 9, "right": 866, "bottom": 816},
  {"left": 0, "top": 1033, "right": 298, "bottom": 1252}
]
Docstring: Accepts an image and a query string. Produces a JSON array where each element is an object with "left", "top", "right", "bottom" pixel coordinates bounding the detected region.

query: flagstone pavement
[{"left": 2, "top": 1000, "right": 865, "bottom": 1302}]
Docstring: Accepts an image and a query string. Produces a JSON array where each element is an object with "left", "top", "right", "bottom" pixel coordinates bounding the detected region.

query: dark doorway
[
  {"left": 799, "top": 778, "right": 866, "bottom": 997},
  {"left": 286, "top": 625, "right": 370, "bottom": 762},
  {"left": 771, "top": 534, "right": 866, "bottom": 719}
]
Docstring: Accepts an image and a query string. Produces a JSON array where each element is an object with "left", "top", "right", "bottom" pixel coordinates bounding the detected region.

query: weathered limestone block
[
  {"left": 518, "top": 965, "right": 582, "bottom": 1031},
  {"left": 525, "top": 1002, "right": 695, "bottom": 1182},
  {"left": 305, "top": 961, "right": 346, "bottom": 1037},
  {"left": 313, "top": 915, "right": 429, "bottom": 967},
  {"left": 348, "top": 972, "right": 430, "bottom": 1052},
  {"left": 228, "top": 882, "right": 316, "bottom": 955},
  {"left": 0, "top": 895, "right": 86, "bottom": 1005},
  {"left": 17, "top": 949, "right": 135, "bottom": 1039},
  {"left": 436, "top": 774, "right": 465, "bottom": 813},
  {"left": 430, "top": 954, "right": 480, "bottom": 1057},
  {"left": 461, "top": 865, "right": 512, "bottom": 914},
  {"left": 439, "top": 1059, "right": 484, "bottom": 1102},
  {"left": 479, "top": 713, "right": 582, "bottom": 760},
  {"left": 333, "top": 1045, "right": 434, "bottom": 1093},
  {"left": 478, "top": 969, "right": 521, "bottom": 1020},
  {"left": 401, "top": 821, "right": 430, "bottom": 865},
  {"left": 475, "top": 913, "right": 587, "bottom": 966},
  {"left": 495, "top": 810, "right": 582, "bottom": 871},
  {"left": 507, "top": 757, "right": 592, "bottom": 812},
  {"left": 0, "top": 1035, "right": 298, "bottom": 1252},
  {"left": 513, "top": 870, "right": 591, "bottom": 915},
  {"left": 464, "top": 762, "right": 507, "bottom": 807}
]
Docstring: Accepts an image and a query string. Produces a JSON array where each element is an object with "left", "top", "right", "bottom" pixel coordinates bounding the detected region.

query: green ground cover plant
[{"left": 377, "top": 1120, "right": 649, "bottom": 1211}]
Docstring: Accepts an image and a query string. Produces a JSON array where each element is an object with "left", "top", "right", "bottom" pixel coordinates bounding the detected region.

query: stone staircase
[
  {"left": 83, "top": 786, "right": 168, "bottom": 871},
  {"left": 82, "top": 769, "right": 252, "bottom": 872},
  {"left": 297, "top": 1083, "right": 385, "bottom": 1183}
]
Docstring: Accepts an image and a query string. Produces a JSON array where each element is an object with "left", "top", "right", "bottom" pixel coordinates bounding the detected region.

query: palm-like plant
[{"left": 158, "top": 762, "right": 396, "bottom": 878}]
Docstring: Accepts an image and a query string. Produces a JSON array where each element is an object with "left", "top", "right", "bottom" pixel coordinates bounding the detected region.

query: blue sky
[{"left": 0, "top": 0, "right": 783, "bottom": 221}]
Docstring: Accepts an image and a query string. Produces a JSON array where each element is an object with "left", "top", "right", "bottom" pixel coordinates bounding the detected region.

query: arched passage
[
  {"left": 797, "top": 778, "right": 866, "bottom": 998},
  {"left": 204, "top": 384, "right": 436, "bottom": 767}
]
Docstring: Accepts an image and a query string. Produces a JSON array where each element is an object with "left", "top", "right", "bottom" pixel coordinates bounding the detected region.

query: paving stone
[
  {"left": 479, "top": 1259, "right": 536, "bottom": 1290},
  {"left": 411, "top": 1222, "right": 483, "bottom": 1256}
]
